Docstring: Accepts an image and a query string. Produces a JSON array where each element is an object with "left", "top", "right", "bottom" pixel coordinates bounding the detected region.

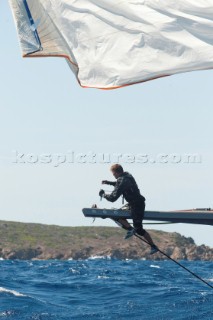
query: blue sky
[{"left": 0, "top": 1, "right": 213, "bottom": 247}]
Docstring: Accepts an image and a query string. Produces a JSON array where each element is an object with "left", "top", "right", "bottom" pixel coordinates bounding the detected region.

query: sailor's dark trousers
[{"left": 130, "top": 198, "right": 146, "bottom": 236}]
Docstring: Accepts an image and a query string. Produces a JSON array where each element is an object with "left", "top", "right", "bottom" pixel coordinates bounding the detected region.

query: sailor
[{"left": 99, "top": 164, "right": 159, "bottom": 255}]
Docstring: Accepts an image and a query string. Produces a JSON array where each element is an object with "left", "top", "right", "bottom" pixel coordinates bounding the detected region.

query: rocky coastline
[{"left": 0, "top": 221, "right": 212, "bottom": 260}]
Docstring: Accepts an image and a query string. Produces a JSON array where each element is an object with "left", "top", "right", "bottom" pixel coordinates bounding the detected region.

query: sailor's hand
[
  {"left": 99, "top": 189, "right": 105, "bottom": 198},
  {"left": 102, "top": 180, "right": 109, "bottom": 185}
]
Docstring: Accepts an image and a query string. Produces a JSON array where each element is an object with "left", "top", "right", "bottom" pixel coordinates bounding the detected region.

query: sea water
[{"left": 0, "top": 259, "right": 212, "bottom": 319}]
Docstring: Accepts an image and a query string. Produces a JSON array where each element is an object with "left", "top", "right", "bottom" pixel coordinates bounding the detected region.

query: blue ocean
[{"left": 0, "top": 259, "right": 212, "bottom": 319}]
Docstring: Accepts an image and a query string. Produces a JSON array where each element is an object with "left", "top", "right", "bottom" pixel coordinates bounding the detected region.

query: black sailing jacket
[{"left": 104, "top": 172, "right": 145, "bottom": 204}]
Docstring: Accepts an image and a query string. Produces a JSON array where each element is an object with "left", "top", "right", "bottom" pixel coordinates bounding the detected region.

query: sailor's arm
[
  {"left": 102, "top": 180, "right": 116, "bottom": 186},
  {"left": 104, "top": 178, "right": 124, "bottom": 202}
]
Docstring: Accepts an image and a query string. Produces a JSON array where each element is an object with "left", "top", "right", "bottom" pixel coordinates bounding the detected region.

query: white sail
[{"left": 9, "top": 0, "right": 213, "bottom": 89}]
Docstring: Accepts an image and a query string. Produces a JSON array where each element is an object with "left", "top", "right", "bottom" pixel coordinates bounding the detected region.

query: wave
[
  {"left": 97, "top": 275, "right": 110, "bottom": 279},
  {"left": 0, "top": 286, "right": 52, "bottom": 306},
  {"left": 150, "top": 264, "right": 161, "bottom": 269},
  {"left": 88, "top": 255, "right": 111, "bottom": 260},
  {"left": 0, "top": 261, "right": 212, "bottom": 319},
  {"left": 0, "top": 287, "right": 25, "bottom": 297}
]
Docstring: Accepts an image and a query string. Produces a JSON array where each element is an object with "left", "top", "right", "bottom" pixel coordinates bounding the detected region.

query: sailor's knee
[
  {"left": 137, "top": 228, "right": 146, "bottom": 236},
  {"left": 133, "top": 221, "right": 146, "bottom": 236},
  {"left": 133, "top": 220, "right": 142, "bottom": 229}
]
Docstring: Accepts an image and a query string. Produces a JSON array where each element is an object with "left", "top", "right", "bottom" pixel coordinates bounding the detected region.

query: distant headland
[{"left": 0, "top": 221, "right": 212, "bottom": 260}]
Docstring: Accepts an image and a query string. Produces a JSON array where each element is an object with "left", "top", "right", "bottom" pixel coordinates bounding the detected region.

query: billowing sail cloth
[{"left": 9, "top": 0, "right": 213, "bottom": 89}]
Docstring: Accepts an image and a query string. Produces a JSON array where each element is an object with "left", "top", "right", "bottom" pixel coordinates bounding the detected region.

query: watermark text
[{"left": 12, "top": 150, "right": 202, "bottom": 167}]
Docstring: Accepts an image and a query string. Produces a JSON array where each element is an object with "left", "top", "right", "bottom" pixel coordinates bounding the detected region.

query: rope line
[
  {"left": 129, "top": 222, "right": 177, "bottom": 225},
  {"left": 134, "top": 234, "right": 213, "bottom": 290}
]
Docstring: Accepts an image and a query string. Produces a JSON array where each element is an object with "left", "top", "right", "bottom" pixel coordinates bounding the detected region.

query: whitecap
[
  {"left": 88, "top": 255, "right": 104, "bottom": 260},
  {"left": 88, "top": 255, "right": 111, "bottom": 260},
  {"left": 69, "top": 268, "right": 80, "bottom": 274},
  {"left": 0, "top": 311, "right": 14, "bottom": 316},
  {"left": 97, "top": 275, "right": 110, "bottom": 279},
  {"left": 0, "top": 287, "right": 25, "bottom": 297},
  {"left": 150, "top": 265, "right": 160, "bottom": 269}
]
